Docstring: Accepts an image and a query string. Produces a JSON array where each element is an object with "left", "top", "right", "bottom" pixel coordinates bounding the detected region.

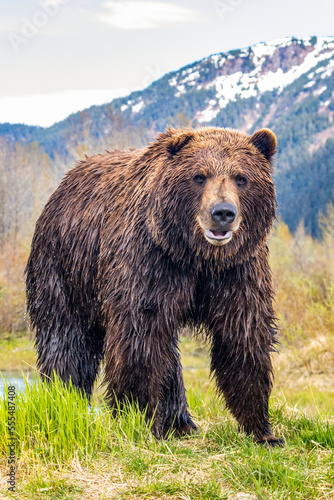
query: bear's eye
[
  {"left": 193, "top": 174, "right": 206, "bottom": 184},
  {"left": 236, "top": 175, "right": 247, "bottom": 187}
]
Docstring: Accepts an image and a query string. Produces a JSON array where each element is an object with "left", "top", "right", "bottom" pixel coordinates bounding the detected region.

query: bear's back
[{"left": 27, "top": 148, "right": 146, "bottom": 306}]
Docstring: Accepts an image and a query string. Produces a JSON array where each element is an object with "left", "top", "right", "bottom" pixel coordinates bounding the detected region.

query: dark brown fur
[{"left": 25, "top": 126, "right": 283, "bottom": 445}]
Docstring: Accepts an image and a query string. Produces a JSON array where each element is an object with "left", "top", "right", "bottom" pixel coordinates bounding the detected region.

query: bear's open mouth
[{"left": 205, "top": 229, "right": 232, "bottom": 241}]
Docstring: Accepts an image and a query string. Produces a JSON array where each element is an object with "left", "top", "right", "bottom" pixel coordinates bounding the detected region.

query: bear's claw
[
  {"left": 172, "top": 423, "right": 199, "bottom": 437},
  {"left": 256, "top": 436, "right": 285, "bottom": 448}
]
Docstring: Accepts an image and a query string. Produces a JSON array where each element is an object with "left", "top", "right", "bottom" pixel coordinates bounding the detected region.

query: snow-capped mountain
[
  {"left": 3, "top": 36, "right": 334, "bottom": 150},
  {"left": 1, "top": 36, "right": 334, "bottom": 236},
  {"left": 189, "top": 37, "right": 334, "bottom": 124},
  {"left": 117, "top": 35, "right": 334, "bottom": 132}
]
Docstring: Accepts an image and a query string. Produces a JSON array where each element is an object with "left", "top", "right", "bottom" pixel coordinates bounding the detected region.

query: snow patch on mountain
[
  {"left": 196, "top": 36, "right": 334, "bottom": 123},
  {"left": 121, "top": 36, "right": 334, "bottom": 122},
  {"left": 132, "top": 101, "right": 144, "bottom": 113}
]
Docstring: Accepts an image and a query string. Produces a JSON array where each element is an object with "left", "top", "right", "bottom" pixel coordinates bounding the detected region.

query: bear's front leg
[
  {"left": 207, "top": 255, "right": 284, "bottom": 447},
  {"left": 210, "top": 332, "right": 283, "bottom": 446},
  {"left": 103, "top": 314, "right": 196, "bottom": 439},
  {"left": 160, "top": 339, "right": 198, "bottom": 438}
]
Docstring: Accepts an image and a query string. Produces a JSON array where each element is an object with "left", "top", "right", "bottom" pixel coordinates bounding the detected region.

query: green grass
[
  {"left": 1, "top": 334, "right": 333, "bottom": 415},
  {"left": 1, "top": 346, "right": 334, "bottom": 500}
]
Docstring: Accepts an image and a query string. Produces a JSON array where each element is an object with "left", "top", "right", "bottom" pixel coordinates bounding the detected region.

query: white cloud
[{"left": 96, "top": 1, "right": 195, "bottom": 30}]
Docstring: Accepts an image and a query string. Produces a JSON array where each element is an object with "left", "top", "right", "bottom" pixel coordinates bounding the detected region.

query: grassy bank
[{"left": 1, "top": 337, "right": 334, "bottom": 500}]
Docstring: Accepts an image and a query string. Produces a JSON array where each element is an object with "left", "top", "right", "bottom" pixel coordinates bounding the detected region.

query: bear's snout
[
  {"left": 210, "top": 203, "right": 237, "bottom": 227},
  {"left": 196, "top": 175, "right": 242, "bottom": 246}
]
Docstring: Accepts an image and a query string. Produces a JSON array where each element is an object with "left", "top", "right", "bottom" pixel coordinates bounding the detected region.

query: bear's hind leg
[
  {"left": 26, "top": 245, "right": 105, "bottom": 398},
  {"left": 28, "top": 267, "right": 105, "bottom": 399},
  {"left": 35, "top": 318, "right": 105, "bottom": 398}
]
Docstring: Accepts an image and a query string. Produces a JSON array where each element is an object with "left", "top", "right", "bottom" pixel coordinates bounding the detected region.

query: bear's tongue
[
  {"left": 205, "top": 229, "right": 232, "bottom": 240},
  {"left": 212, "top": 230, "right": 227, "bottom": 237}
]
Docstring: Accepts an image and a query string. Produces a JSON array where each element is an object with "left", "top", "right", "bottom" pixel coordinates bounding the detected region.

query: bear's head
[{"left": 146, "top": 126, "right": 277, "bottom": 267}]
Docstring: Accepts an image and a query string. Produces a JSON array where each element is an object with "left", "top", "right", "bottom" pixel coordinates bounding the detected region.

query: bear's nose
[{"left": 210, "top": 203, "right": 237, "bottom": 225}]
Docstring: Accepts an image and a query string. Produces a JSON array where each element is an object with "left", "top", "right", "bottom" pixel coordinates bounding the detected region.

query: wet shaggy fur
[{"left": 26, "top": 126, "right": 283, "bottom": 445}]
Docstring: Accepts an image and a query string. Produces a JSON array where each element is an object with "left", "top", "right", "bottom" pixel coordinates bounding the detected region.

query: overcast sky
[{"left": 1, "top": 0, "right": 333, "bottom": 126}]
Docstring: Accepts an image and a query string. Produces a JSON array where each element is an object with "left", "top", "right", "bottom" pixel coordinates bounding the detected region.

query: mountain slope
[{"left": 1, "top": 35, "right": 334, "bottom": 237}]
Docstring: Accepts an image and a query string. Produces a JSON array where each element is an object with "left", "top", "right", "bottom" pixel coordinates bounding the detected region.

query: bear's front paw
[
  {"left": 172, "top": 422, "right": 199, "bottom": 437},
  {"left": 256, "top": 435, "right": 285, "bottom": 448}
]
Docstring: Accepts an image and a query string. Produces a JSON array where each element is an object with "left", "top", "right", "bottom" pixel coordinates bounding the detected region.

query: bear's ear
[
  {"left": 250, "top": 129, "right": 277, "bottom": 160},
  {"left": 159, "top": 127, "right": 195, "bottom": 156}
]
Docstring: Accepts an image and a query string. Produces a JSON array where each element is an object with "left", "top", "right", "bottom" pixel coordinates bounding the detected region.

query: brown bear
[{"left": 26, "top": 126, "right": 284, "bottom": 446}]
